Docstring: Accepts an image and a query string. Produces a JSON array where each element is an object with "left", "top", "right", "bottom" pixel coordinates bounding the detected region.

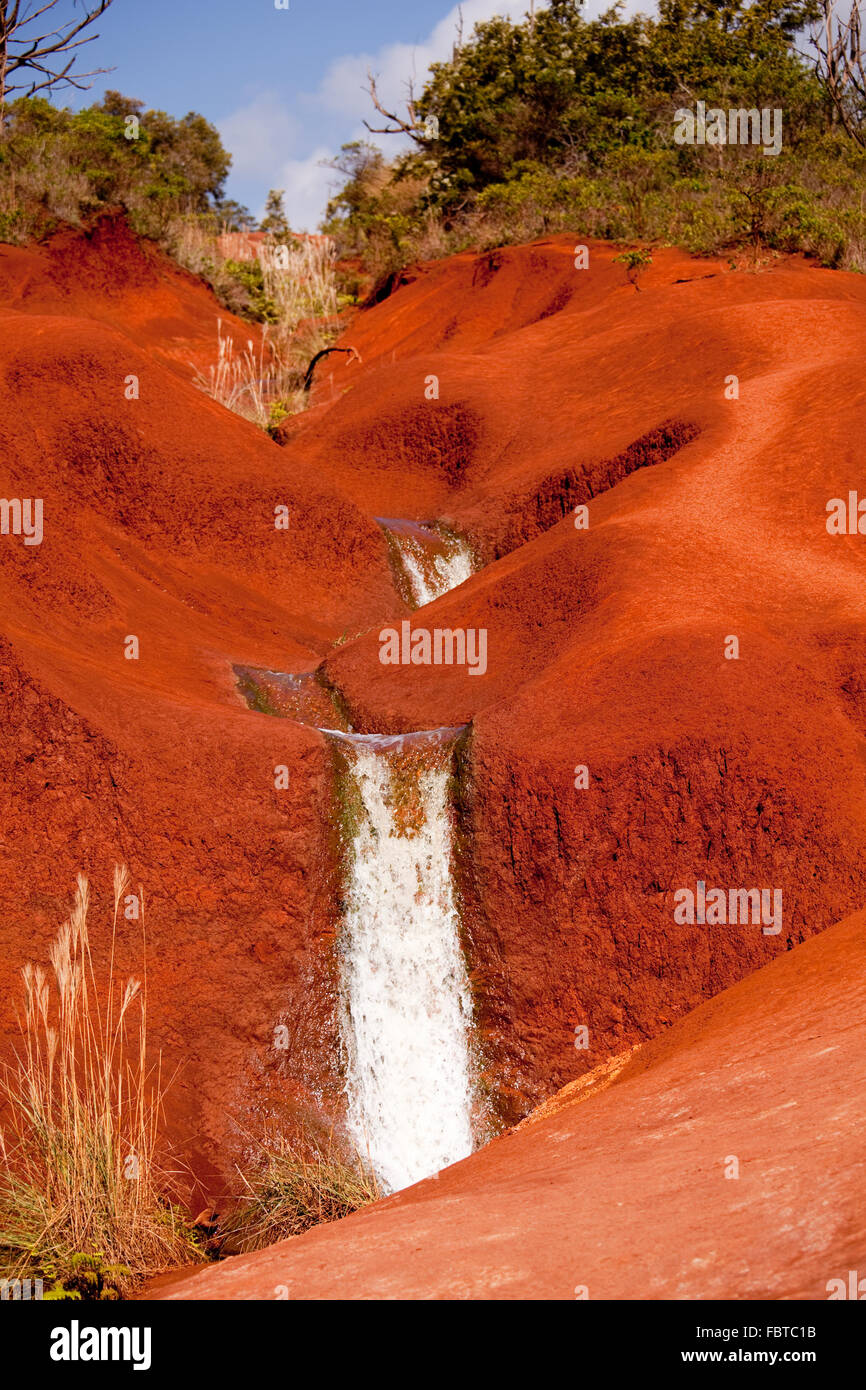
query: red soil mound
[
  {"left": 161, "top": 906, "right": 866, "bottom": 1299},
  {"left": 0, "top": 214, "right": 255, "bottom": 377},
  {"left": 1, "top": 221, "right": 865, "bottom": 1200}
]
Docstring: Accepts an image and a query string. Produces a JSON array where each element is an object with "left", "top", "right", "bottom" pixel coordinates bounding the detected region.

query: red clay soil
[
  {"left": 1, "top": 220, "right": 865, "bottom": 1200},
  {"left": 161, "top": 907, "right": 866, "bottom": 1300},
  {"left": 0, "top": 214, "right": 259, "bottom": 379}
]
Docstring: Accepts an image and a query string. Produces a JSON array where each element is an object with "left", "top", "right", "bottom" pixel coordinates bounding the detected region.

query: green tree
[{"left": 260, "top": 187, "right": 290, "bottom": 237}]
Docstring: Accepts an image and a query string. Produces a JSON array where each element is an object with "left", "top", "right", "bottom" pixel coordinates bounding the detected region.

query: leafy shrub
[
  {"left": 324, "top": 0, "right": 866, "bottom": 274},
  {"left": 0, "top": 93, "right": 230, "bottom": 246}
]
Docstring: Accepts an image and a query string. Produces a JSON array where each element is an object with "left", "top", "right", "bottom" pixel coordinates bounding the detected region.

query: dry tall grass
[
  {"left": 0, "top": 869, "right": 200, "bottom": 1299},
  {"left": 192, "top": 321, "right": 290, "bottom": 430},
  {"left": 258, "top": 237, "right": 338, "bottom": 356},
  {"left": 218, "top": 1133, "right": 380, "bottom": 1255},
  {"left": 190, "top": 232, "right": 342, "bottom": 430}
]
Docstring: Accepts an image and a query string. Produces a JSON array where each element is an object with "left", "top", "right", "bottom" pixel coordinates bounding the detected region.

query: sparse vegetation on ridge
[
  {"left": 191, "top": 222, "right": 342, "bottom": 430},
  {"left": 323, "top": 0, "right": 866, "bottom": 280},
  {"left": 0, "top": 93, "right": 230, "bottom": 246}
]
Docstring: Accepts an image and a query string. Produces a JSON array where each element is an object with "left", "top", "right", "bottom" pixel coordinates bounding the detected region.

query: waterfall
[
  {"left": 327, "top": 727, "right": 475, "bottom": 1193},
  {"left": 377, "top": 518, "right": 474, "bottom": 608}
]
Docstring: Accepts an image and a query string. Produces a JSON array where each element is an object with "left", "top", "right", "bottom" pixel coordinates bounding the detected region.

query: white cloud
[
  {"left": 219, "top": 91, "right": 300, "bottom": 183},
  {"left": 318, "top": 0, "right": 537, "bottom": 127},
  {"left": 222, "top": 0, "right": 654, "bottom": 230},
  {"left": 269, "top": 146, "right": 336, "bottom": 232}
]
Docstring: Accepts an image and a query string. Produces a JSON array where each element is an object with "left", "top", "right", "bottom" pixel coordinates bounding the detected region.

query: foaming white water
[
  {"left": 401, "top": 539, "right": 473, "bottom": 607},
  {"left": 378, "top": 519, "right": 474, "bottom": 607},
  {"left": 332, "top": 729, "right": 475, "bottom": 1193}
]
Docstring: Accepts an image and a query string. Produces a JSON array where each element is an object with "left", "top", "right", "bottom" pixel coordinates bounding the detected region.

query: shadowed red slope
[{"left": 0, "top": 214, "right": 260, "bottom": 377}]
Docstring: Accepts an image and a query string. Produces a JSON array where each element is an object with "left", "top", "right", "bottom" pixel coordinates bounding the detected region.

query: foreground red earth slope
[
  {"left": 1, "top": 221, "right": 865, "bottom": 1188},
  {"left": 163, "top": 908, "right": 866, "bottom": 1299}
]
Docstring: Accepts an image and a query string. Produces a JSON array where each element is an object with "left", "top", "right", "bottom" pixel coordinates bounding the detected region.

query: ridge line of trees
[{"left": 323, "top": 0, "right": 866, "bottom": 278}]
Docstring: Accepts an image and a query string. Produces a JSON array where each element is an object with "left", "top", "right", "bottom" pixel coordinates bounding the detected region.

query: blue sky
[{"left": 54, "top": 0, "right": 555, "bottom": 229}]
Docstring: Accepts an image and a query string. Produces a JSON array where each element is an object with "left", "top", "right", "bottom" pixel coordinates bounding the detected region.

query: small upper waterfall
[
  {"left": 377, "top": 518, "right": 474, "bottom": 608},
  {"left": 327, "top": 726, "right": 475, "bottom": 1193},
  {"left": 234, "top": 664, "right": 350, "bottom": 728}
]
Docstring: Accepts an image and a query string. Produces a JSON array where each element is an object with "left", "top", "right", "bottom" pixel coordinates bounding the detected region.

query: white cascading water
[
  {"left": 401, "top": 538, "right": 473, "bottom": 607},
  {"left": 378, "top": 519, "right": 474, "bottom": 607},
  {"left": 328, "top": 728, "right": 475, "bottom": 1193}
]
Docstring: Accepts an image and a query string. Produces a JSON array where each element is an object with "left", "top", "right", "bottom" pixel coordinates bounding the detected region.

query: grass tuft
[
  {"left": 191, "top": 234, "right": 342, "bottom": 430},
  {"left": 0, "top": 868, "right": 201, "bottom": 1299},
  {"left": 217, "top": 1134, "right": 380, "bottom": 1255}
]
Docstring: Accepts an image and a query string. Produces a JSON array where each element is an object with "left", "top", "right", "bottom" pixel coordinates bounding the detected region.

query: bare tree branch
[
  {"left": 0, "top": 0, "right": 115, "bottom": 125},
  {"left": 362, "top": 71, "right": 426, "bottom": 141},
  {"left": 454, "top": 5, "right": 464, "bottom": 60},
  {"left": 814, "top": 0, "right": 866, "bottom": 146},
  {"left": 303, "top": 345, "right": 361, "bottom": 394}
]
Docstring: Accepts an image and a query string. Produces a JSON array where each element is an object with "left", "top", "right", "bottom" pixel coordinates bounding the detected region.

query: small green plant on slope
[
  {"left": 0, "top": 868, "right": 200, "bottom": 1299},
  {"left": 614, "top": 248, "right": 653, "bottom": 290}
]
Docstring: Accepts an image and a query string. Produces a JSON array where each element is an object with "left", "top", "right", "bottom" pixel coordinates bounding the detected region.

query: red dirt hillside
[
  {"left": 1, "top": 222, "right": 866, "bottom": 1197},
  {"left": 285, "top": 236, "right": 866, "bottom": 1114},
  {"left": 0, "top": 214, "right": 254, "bottom": 378},
  {"left": 0, "top": 217, "right": 398, "bottom": 1190},
  {"left": 161, "top": 905, "right": 866, "bottom": 1300}
]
